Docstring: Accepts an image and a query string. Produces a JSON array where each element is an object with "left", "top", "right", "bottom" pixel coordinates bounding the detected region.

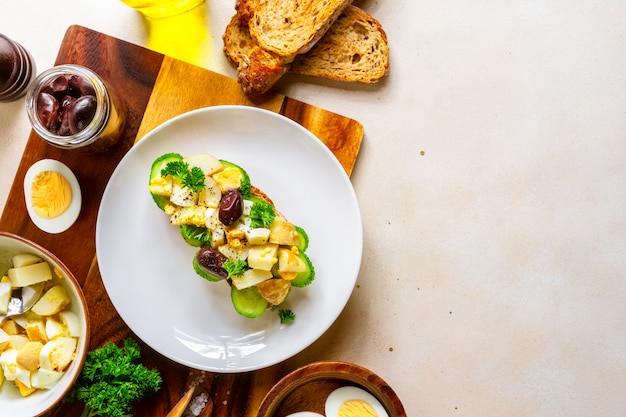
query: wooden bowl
[{"left": 256, "top": 361, "right": 407, "bottom": 417}]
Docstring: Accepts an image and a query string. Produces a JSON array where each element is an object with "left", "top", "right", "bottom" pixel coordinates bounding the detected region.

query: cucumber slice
[
  {"left": 290, "top": 252, "right": 315, "bottom": 288},
  {"left": 293, "top": 225, "right": 309, "bottom": 252},
  {"left": 149, "top": 153, "right": 183, "bottom": 210},
  {"left": 219, "top": 160, "right": 251, "bottom": 198},
  {"left": 180, "top": 225, "right": 211, "bottom": 247},
  {"left": 231, "top": 286, "right": 269, "bottom": 318}
]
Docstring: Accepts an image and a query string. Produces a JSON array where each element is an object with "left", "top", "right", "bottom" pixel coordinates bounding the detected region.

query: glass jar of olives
[
  {"left": 0, "top": 33, "right": 36, "bottom": 102},
  {"left": 25, "top": 64, "right": 125, "bottom": 153}
]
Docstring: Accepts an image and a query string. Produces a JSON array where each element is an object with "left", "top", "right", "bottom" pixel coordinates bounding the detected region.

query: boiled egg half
[
  {"left": 325, "top": 386, "right": 389, "bottom": 417},
  {"left": 23, "top": 159, "right": 81, "bottom": 234}
]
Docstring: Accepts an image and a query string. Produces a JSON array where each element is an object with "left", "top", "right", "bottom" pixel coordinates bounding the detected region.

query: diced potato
[
  {"left": 268, "top": 216, "right": 299, "bottom": 246},
  {"left": 25, "top": 319, "right": 48, "bottom": 344},
  {"left": 257, "top": 279, "right": 291, "bottom": 306},
  {"left": 0, "top": 328, "right": 10, "bottom": 352},
  {"left": 31, "top": 285, "right": 71, "bottom": 316},
  {"left": 8, "top": 335, "right": 29, "bottom": 350},
  {"left": 0, "top": 281, "right": 11, "bottom": 315},
  {"left": 16, "top": 341, "right": 44, "bottom": 371},
  {"left": 7, "top": 261, "right": 52, "bottom": 287},
  {"left": 11, "top": 254, "right": 42, "bottom": 268},
  {"left": 277, "top": 247, "right": 307, "bottom": 275},
  {"left": 1, "top": 318, "right": 22, "bottom": 336},
  {"left": 231, "top": 269, "right": 273, "bottom": 290},
  {"left": 247, "top": 244, "right": 278, "bottom": 271},
  {"left": 184, "top": 153, "right": 224, "bottom": 176}
]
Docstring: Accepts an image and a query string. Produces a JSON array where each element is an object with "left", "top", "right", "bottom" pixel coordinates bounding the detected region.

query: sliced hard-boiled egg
[
  {"left": 325, "top": 386, "right": 389, "bottom": 417},
  {"left": 23, "top": 159, "right": 81, "bottom": 234}
]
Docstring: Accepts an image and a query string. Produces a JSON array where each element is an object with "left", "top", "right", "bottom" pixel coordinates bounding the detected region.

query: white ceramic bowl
[{"left": 0, "top": 232, "right": 89, "bottom": 417}]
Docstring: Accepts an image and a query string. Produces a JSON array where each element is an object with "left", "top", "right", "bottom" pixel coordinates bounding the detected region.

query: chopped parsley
[
  {"left": 161, "top": 160, "right": 206, "bottom": 192},
  {"left": 222, "top": 259, "right": 248, "bottom": 278},
  {"left": 250, "top": 199, "right": 276, "bottom": 228},
  {"left": 278, "top": 309, "right": 296, "bottom": 324}
]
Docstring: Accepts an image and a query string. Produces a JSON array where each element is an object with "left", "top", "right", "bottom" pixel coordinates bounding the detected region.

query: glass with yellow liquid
[{"left": 120, "top": 0, "right": 205, "bottom": 18}]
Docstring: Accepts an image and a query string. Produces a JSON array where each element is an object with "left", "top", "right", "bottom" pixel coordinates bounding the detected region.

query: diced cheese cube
[
  {"left": 247, "top": 244, "right": 278, "bottom": 271},
  {"left": 7, "top": 261, "right": 52, "bottom": 287},
  {"left": 245, "top": 228, "right": 271, "bottom": 245},
  {"left": 231, "top": 269, "right": 273, "bottom": 290},
  {"left": 0, "top": 281, "right": 11, "bottom": 315},
  {"left": 197, "top": 177, "right": 222, "bottom": 208},
  {"left": 170, "top": 182, "right": 198, "bottom": 207},
  {"left": 218, "top": 242, "right": 250, "bottom": 261}
]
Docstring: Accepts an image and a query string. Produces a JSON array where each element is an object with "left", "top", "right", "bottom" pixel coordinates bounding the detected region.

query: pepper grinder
[{"left": 0, "top": 33, "right": 36, "bottom": 102}]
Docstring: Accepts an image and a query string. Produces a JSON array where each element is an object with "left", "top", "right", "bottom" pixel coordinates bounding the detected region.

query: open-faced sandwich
[{"left": 148, "top": 152, "right": 314, "bottom": 321}]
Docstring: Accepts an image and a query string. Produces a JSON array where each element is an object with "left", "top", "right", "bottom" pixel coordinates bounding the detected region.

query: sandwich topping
[{"left": 148, "top": 152, "right": 314, "bottom": 320}]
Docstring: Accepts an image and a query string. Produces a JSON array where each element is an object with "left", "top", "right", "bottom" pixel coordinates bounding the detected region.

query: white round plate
[{"left": 96, "top": 105, "right": 362, "bottom": 372}]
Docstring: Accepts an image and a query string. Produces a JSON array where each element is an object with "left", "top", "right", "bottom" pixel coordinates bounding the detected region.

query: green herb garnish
[
  {"left": 222, "top": 259, "right": 248, "bottom": 278},
  {"left": 65, "top": 338, "right": 162, "bottom": 417},
  {"left": 161, "top": 160, "right": 206, "bottom": 192},
  {"left": 278, "top": 309, "right": 296, "bottom": 324},
  {"left": 250, "top": 199, "right": 276, "bottom": 228}
]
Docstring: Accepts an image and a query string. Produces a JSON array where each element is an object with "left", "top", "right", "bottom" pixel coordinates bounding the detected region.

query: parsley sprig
[
  {"left": 222, "top": 259, "right": 248, "bottom": 278},
  {"left": 250, "top": 199, "right": 276, "bottom": 228},
  {"left": 161, "top": 160, "right": 206, "bottom": 192}
]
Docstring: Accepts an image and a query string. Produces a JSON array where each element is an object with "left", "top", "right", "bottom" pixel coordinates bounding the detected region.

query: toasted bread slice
[
  {"left": 248, "top": 0, "right": 353, "bottom": 57},
  {"left": 290, "top": 6, "right": 389, "bottom": 82},
  {"left": 224, "top": 6, "right": 389, "bottom": 94}
]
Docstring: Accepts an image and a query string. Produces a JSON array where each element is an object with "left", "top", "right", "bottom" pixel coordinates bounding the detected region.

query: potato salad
[{"left": 148, "top": 152, "right": 314, "bottom": 320}]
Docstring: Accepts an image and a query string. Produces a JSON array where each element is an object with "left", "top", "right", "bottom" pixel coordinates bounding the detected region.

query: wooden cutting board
[{"left": 0, "top": 25, "right": 362, "bottom": 417}]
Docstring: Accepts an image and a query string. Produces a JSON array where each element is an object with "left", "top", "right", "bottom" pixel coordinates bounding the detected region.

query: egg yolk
[
  {"left": 337, "top": 399, "right": 379, "bottom": 417},
  {"left": 31, "top": 171, "right": 72, "bottom": 219}
]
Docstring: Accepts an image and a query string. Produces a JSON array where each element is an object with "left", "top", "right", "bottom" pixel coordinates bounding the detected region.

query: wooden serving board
[{"left": 0, "top": 25, "right": 362, "bottom": 416}]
